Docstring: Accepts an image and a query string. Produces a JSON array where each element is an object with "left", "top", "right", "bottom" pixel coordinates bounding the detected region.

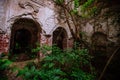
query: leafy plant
[
  {"left": 0, "top": 59, "right": 12, "bottom": 71},
  {"left": 17, "top": 66, "right": 42, "bottom": 80},
  {"left": 81, "top": 0, "right": 95, "bottom": 11},
  {"left": 0, "top": 59, "right": 12, "bottom": 80},
  {"left": 16, "top": 45, "right": 95, "bottom": 80},
  {"left": 74, "top": 0, "right": 80, "bottom": 8},
  {"left": 54, "top": 0, "right": 64, "bottom": 5}
]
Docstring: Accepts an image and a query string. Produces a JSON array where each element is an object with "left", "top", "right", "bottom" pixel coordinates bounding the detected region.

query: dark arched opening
[
  {"left": 91, "top": 32, "right": 108, "bottom": 76},
  {"left": 13, "top": 29, "right": 31, "bottom": 54},
  {"left": 9, "top": 18, "right": 41, "bottom": 61},
  {"left": 103, "top": 34, "right": 120, "bottom": 80},
  {"left": 91, "top": 32, "right": 107, "bottom": 53},
  {"left": 53, "top": 27, "right": 67, "bottom": 50}
]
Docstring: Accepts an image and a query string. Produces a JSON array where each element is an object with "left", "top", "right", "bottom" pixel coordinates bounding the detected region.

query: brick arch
[
  {"left": 9, "top": 18, "right": 41, "bottom": 61},
  {"left": 52, "top": 27, "right": 68, "bottom": 50}
]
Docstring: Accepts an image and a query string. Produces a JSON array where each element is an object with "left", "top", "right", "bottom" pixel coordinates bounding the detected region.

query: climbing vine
[{"left": 53, "top": 0, "right": 97, "bottom": 48}]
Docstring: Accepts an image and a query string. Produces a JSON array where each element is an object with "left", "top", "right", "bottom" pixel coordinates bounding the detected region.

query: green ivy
[
  {"left": 0, "top": 59, "right": 12, "bottom": 70},
  {"left": 81, "top": 0, "right": 95, "bottom": 11},
  {"left": 74, "top": 0, "right": 80, "bottom": 8},
  {"left": 54, "top": 0, "right": 64, "bottom": 5}
]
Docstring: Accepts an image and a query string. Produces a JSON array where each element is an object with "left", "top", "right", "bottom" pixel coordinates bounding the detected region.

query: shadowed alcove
[
  {"left": 13, "top": 29, "right": 31, "bottom": 54},
  {"left": 53, "top": 27, "right": 67, "bottom": 50},
  {"left": 9, "top": 18, "right": 41, "bottom": 61},
  {"left": 91, "top": 32, "right": 108, "bottom": 76}
]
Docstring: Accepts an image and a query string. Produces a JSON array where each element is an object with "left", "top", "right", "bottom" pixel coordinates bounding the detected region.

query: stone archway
[
  {"left": 9, "top": 18, "right": 41, "bottom": 61},
  {"left": 52, "top": 27, "right": 67, "bottom": 50}
]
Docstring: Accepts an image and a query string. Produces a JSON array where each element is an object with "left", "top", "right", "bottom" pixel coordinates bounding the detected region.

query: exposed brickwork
[
  {"left": 0, "top": 0, "right": 73, "bottom": 55},
  {"left": 63, "top": 38, "right": 68, "bottom": 49},
  {"left": 67, "top": 38, "right": 74, "bottom": 48},
  {"left": 0, "top": 34, "right": 9, "bottom": 54}
]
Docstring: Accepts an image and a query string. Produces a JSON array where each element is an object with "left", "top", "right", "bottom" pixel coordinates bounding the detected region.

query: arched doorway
[
  {"left": 9, "top": 18, "right": 41, "bottom": 61},
  {"left": 13, "top": 29, "right": 31, "bottom": 54},
  {"left": 91, "top": 32, "right": 108, "bottom": 76},
  {"left": 53, "top": 27, "right": 67, "bottom": 50},
  {"left": 91, "top": 32, "right": 107, "bottom": 53}
]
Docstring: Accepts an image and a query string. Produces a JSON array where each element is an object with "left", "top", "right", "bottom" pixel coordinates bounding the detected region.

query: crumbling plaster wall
[
  {"left": 81, "top": 8, "right": 120, "bottom": 55},
  {"left": 0, "top": 0, "right": 9, "bottom": 54},
  {"left": 0, "top": 0, "right": 72, "bottom": 54},
  {"left": 82, "top": 18, "right": 118, "bottom": 44},
  {"left": 2, "top": 0, "right": 119, "bottom": 55}
]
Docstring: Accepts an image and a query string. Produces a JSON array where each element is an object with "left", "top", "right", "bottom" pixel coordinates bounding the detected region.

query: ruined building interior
[
  {"left": 0, "top": 0, "right": 120, "bottom": 80},
  {"left": 0, "top": 0, "right": 72, "bottom": 59}
]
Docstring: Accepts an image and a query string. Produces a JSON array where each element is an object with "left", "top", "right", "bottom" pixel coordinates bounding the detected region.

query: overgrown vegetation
[
  {"left": 0, "top": 45, "right": 96, "bottom": 80},
  {"left": 9, "top": 42, "right": 37, "bottom": 61},
  {"left": 53, "top": 0, "right": 98, "bottom": 48},
  {"left": 0, "top": 56, "right": 12, "bottom": 80},
  {"left": 53, "top": 1, "right": 120, "bottom": 80},
  {"left": 16, "top": 45, "right": 96, "bottom": 80},
  {"left": 1, "top": 0, "right": 120, "bottom": 80}
]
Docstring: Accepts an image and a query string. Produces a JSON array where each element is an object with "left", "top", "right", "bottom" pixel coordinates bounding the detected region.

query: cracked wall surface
[
  {"left": 0, "top": 0, "right": 73, "bottom": 54},
  {"left": 0, "top": 0, "right": 119, "bottom": 56}
]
